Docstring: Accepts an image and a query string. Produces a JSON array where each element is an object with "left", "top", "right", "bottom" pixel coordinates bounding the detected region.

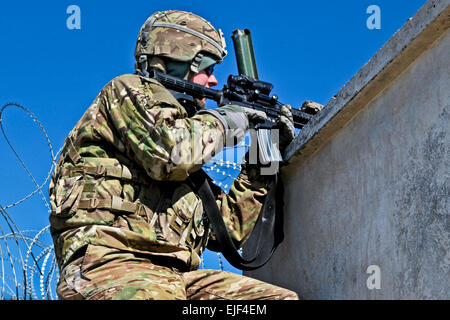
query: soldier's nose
[{"left": 207, "top": 74, "right": 218, "bottom": 88}]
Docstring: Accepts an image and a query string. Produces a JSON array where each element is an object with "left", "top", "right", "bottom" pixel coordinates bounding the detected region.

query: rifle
[
  {"left": 148, "top": 29, "right": 318, "bottom": 163},
  {"left": 149, "top": 68, "right": 313, "bottom": 130}
]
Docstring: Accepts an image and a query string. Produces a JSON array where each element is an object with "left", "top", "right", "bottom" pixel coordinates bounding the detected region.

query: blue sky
[{"left": 0, "top": 0, "right": 426, "bottom": 294}]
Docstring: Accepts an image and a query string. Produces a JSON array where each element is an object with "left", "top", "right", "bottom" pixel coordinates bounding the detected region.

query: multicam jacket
[{"left": 49, "top": 73, "right": 272, "bottom": 271}]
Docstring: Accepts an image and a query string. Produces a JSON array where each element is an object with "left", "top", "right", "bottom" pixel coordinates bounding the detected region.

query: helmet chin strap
[
  {"left": 136, "top": 55, "right": 150, "bottom": 77},
  {"left": 189, "top": 52, "right": 203, "bottom": 75}
]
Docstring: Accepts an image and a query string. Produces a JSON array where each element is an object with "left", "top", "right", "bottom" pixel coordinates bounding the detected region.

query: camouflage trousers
[{"left": 57, "top": 245, "right": 298, "bottom": 300}]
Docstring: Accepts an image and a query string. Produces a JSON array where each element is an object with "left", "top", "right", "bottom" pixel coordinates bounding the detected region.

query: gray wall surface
[{"left": 244, "top": 18, "right": 449, "bottom": 299}]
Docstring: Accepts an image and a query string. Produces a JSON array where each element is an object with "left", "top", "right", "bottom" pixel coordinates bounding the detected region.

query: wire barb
[{"left": 0, "top": 103, "right": 59, "bottom": 300}]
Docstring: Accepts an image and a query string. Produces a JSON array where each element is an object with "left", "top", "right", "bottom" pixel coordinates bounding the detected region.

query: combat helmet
[{"left": 135, "top": 10, "right": 227, "bottom": 79}]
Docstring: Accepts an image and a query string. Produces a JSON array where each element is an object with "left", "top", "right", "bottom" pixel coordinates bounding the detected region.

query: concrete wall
[{"left": 244, "top": 1, "right": 449, "bottom": 299}]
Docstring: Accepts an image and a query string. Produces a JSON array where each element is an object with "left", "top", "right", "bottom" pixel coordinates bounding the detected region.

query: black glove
[{"left": 199, "top": 105, "right": 267, "bottom": 145}]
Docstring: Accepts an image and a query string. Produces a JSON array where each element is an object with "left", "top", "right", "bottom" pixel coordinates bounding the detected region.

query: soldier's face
[{"left": 190, "top": 70, "right": 218, "bottom": 88}]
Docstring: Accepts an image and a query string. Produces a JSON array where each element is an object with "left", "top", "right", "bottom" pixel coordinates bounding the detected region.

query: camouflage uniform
[{"left": 49, "top": 10, "right": 298, "bottom": 300}]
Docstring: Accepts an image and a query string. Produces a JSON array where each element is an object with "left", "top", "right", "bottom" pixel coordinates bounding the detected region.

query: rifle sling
[{"left": 188, "top": 170, "right": 284, "bottom": 271}]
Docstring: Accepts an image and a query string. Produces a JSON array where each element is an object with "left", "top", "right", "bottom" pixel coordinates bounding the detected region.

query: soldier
[{"left": 50, "top": 10, "right": 300, "bottom": 300}]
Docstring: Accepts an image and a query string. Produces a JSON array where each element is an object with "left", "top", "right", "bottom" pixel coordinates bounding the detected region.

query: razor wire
[
  {"left": 0, "top": 102, "right": 61, "bottom": 300},
  {"left": 0, "top": 102, "right": 248, "bottom": 300}
]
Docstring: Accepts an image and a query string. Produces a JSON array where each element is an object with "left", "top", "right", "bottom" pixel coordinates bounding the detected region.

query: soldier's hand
[
  {"left": 241, "top": 107, "right": 267, "bottom": 125},
  {"left": 301, "top": 100, "right": 324, "bottom": 115},
  {"left": 278, "top": 104, "right": 295, "bottom": 150},
  {"left": 198, "top": 104, "right": 267, "bottom": 145}
]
